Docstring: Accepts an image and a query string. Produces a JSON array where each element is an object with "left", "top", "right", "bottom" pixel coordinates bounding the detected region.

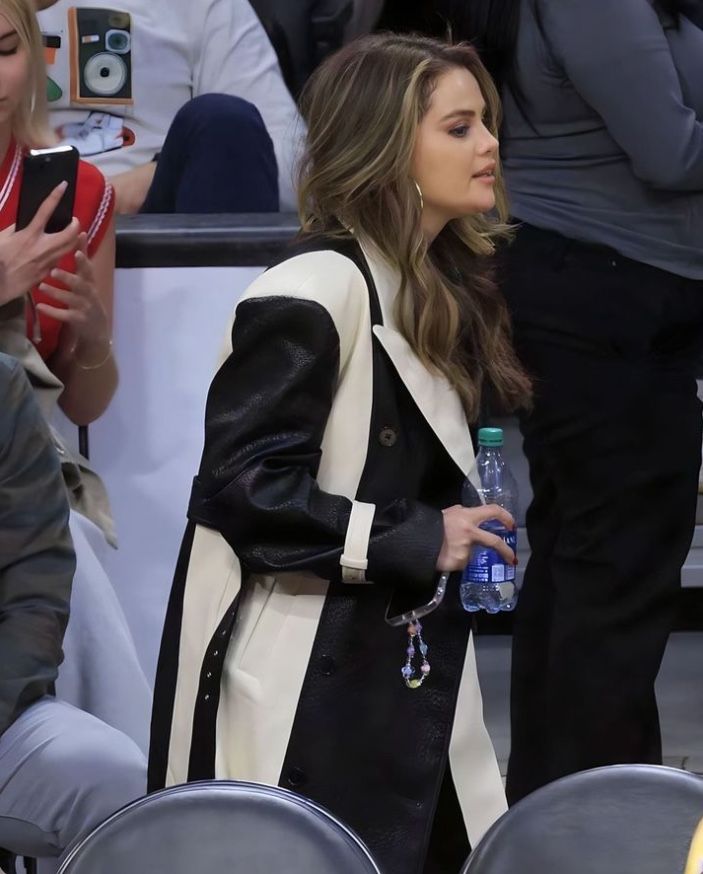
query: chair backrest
[
  {"left": 57, "top": 780, "right": 381, "bottom": 874},
  {"left": 462, "top": 765, "right": 703, "bottom": 874},
  {"left": 249, "top": 0, "right": 353, "bottom": 97}
]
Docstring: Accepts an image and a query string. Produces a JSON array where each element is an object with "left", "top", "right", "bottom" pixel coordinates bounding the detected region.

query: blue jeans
[{"left": 142, "top": 93, "right": 279, "bottom": 213}]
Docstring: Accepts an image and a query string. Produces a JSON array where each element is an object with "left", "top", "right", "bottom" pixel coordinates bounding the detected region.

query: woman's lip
[{"left": 472, "top": 173, "right": 496, "bottom": 182}]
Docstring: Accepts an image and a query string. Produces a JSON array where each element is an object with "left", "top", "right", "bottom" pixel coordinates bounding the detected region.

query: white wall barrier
[{"left": 84, "top": 265, "right": 263, "bottom": 682}]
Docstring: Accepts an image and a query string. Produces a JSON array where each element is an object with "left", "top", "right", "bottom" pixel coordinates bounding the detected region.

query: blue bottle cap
[{"left": 478, "top": 427, "right": 504, "bottom": 447}]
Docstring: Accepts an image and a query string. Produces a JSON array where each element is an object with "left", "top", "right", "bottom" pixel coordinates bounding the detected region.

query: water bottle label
[{"left": 463, "top": 527, "right": 517, "bottom": 584}]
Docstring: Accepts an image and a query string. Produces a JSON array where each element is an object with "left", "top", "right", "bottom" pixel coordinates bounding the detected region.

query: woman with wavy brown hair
[{"left": 150, "top": 33, "right": 531, "bottom": 874}]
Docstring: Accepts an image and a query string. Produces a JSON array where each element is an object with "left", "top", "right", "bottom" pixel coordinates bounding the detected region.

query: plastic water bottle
[{"left": 460, "top": 427, "right": 519, "bottom": 614}]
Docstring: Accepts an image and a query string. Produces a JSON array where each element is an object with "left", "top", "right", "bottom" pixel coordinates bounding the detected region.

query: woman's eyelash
[
  {"left": 449, "top": 117, "right": 490, "bottom": 137},
  {"left": 0, "top": 47, "right": 18, "bottom": 56}
]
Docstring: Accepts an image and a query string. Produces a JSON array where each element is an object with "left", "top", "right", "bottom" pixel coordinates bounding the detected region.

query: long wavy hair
[
  {"left": 1, "top": 0, "right": 55, "bottom": 147},
  {"left": 298, "top": 32, "right": 531, "bottom": 422}
]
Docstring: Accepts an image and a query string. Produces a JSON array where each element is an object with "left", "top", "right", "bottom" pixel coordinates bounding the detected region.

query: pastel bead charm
[{"left": 401, "top": 620, "right": 432, "bottom": 689}]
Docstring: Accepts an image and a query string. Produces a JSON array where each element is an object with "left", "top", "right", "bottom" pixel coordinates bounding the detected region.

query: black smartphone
[{"left": 16, "top": 145, "right": 79, "bottom": 233}]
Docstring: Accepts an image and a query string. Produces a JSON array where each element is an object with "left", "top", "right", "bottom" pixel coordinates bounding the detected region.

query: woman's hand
[
  {"left": 0, "top": 181, "right": 81, "bottom": 307},
  {"left": 436, "top": 504, "right": 517, "bottom": 572},
  {"left": 36, "top": 231, "right": 112, "bottom": 364},
  {"left": 42, "top": 216, "right": 116, "bottom": 427}
]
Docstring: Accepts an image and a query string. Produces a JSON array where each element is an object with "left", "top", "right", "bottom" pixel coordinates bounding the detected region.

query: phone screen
[{"left": 16, "top": 145, "right": 79, "bottom": 233}]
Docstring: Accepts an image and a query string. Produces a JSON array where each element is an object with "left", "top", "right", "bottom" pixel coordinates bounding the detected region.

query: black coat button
[
  {"left": 378, "top": 425, "right": 398, "bottom": 447},
  {"left": 319, "top": 655, "right": 336, "bottom": 676},
  {"left": 287, "top": 768, "right": 307, "bottom": 788}
]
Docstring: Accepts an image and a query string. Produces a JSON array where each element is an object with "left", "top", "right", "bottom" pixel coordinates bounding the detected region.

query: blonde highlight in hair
[
  {"left": 1, "top": 0, "right": 56, "bottom": 147},
  {"left": 298, "top": 33, "right": 531, "bottom": 421}
]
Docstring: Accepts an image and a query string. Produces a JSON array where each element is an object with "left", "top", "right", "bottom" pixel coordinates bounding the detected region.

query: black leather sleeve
[
  {"left": 0, "top": 356, "right": 73, "bottom": 736},
  {"left": 189, "top": 296, "right": 444, "bottom": 588}
]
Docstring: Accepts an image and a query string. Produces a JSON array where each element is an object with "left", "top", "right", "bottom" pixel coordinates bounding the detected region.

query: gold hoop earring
[{"left": 414, "top": 180, "right": 424, "bottom": 211}]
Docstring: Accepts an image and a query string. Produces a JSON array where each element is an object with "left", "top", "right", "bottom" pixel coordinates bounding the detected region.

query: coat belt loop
[{"left": 340, "top": 500, "right": 376, "bottom": 583}]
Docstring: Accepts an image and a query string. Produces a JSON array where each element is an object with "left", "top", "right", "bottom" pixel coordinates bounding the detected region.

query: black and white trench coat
[{"left": 149, "top": 235, "right": 507, "bottom": 874}]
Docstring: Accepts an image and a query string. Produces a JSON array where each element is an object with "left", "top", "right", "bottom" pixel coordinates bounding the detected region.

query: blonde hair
[
  {"left": 1, "top": 0, "right": 55, "bottom": 147},
  {"left": 298, "top": 33, "right": 531, "bottom": 421}
]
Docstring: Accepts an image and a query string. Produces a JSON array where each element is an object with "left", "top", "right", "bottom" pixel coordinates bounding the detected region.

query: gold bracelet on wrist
[{"left": 77, "top": 338, "right": 114, "bottom": 371}]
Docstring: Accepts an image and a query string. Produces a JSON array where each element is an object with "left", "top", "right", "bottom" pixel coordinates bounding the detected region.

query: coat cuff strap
[{"left": 340, "top": 500, "right": 375, "bottom": 583}]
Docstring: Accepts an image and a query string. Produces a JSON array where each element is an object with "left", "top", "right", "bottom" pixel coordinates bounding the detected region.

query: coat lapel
[{"left": 359, "top": 240, "right": 475, "bottom": 477}]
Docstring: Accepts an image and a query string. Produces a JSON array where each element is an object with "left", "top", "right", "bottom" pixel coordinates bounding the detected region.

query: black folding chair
[
  {"left": 462, "top": 764, "right": 703, "bottom": 874},
  {"left": 58, "top": 780, "right": 381, "bottom": 874}
]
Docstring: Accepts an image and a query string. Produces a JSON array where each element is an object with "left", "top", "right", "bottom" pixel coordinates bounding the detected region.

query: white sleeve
[{"left": 191, "top": 0, "right": 306, "bottom": 210}]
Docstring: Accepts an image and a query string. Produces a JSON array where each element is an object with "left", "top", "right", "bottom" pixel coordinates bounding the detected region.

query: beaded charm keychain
[
  {"left": 401, "top": 620, "right": 431, "bottom": 689},
  {"left": 385, "top": 572, "right": 448, "bottom": 690}
]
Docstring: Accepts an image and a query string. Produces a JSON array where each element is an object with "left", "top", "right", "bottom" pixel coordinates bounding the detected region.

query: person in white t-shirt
[{"left": 35, "top": 0, "right": 305, "bottom": 212}]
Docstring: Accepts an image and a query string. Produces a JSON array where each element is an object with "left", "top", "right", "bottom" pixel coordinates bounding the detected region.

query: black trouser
[
  {"left": 423, "top": 768, "right": 471, "bottom": 873},
  {"left": 501, "top": 224, "right": 703, "bottom": 804}
]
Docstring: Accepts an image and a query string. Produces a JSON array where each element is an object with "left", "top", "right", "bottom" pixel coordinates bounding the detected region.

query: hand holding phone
[{"left": 0, "top": 182, "right": 80, "bottom": 307}]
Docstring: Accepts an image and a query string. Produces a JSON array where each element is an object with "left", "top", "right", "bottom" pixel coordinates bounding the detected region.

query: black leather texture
[
  {"left": 189, "top": 293, "right": 444, "bottom": 591},
  {"left": 462, "top": 764, "right": 703, "bottom": 874}
]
